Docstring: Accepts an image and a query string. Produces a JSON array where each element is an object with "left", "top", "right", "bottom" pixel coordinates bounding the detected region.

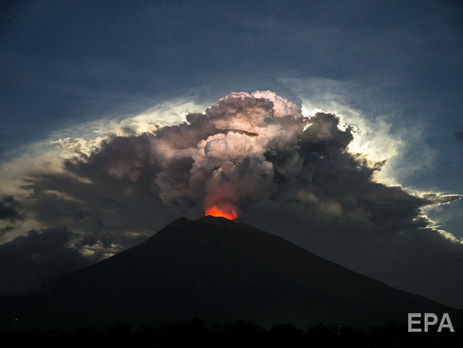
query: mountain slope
[{"left": 1, "top": 216, "right": 461, "bottom": 330}]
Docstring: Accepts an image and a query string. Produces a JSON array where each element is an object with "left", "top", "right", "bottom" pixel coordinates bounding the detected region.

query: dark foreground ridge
[
  {"left": 1, "top": 320, "right": 462, "bottom": 348},
  {"left": 1, "top": 216, "right": 462, "bottom": 331}
]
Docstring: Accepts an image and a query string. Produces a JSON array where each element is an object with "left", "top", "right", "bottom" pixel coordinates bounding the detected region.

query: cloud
[
  {"left": 0, "top": 196, "right": 25, "bottom": 238},
  {"left": 0, "top": 91, "right": 462, "bottom": 308},
  {"left": 0, "top": 226, "right": 98, "bottom": 296},
  {"left": 0, "top": 196, "right": 22, "bottom": 223}
]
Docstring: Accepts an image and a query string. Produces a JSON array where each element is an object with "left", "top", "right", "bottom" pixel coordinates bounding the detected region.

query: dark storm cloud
[
  {"left": 0, "top": 226, "right": 97, "bottom": 296},
  {"left": 0, "top": 196, "right": 23, "bottom": 222},
  {"left": 21, "top": 165, "right": 175, "bottom": 249},
  {"left": 22, "top": 91, "right": 450, "bottom": 240},
  {"left": 2, "top": 91, "right": 463, "bottom": 308}
]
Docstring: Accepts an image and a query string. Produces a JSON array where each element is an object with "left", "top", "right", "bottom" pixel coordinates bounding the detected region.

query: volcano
[{"left": 1, "top": 216, "right": 462, "bottom": 330}]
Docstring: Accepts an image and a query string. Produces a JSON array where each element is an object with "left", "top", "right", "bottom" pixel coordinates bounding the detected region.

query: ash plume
[
  {"left": 68, "top": 91, "right": 357, "bottom": 219},
  {"left": 39, "top": 90, "right": 460, "bottom": 241},
  {"left": 1, "top": 91, "right": 463, "bottom": 308}
]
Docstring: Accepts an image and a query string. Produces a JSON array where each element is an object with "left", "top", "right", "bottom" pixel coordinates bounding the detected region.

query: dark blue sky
[{"left": 1, "top": 0, "right": 463, "bottom": 231}]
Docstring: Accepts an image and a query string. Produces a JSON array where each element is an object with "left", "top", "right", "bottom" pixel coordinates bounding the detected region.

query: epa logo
[{"left": 408, "top": 313, "right": 455, "bottom": 332}]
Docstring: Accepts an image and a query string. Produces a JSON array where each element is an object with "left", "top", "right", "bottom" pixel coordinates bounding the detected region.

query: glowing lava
[{"left": 205, "top": 205, "right": 238, "bottom": 220}]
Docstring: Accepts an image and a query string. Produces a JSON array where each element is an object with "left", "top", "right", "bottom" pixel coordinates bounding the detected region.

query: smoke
[
  {"left": 1, "top": 90, "right": 462, "bottom": 307},
  {"left": 149, "top": 91, "right": 304, "bottom": 216},
  {"left": 85, "top": 90, "right": 374, "bottom": 222},
  {"left": 6, "top": 90, "right": 460, "bottom": 243}
]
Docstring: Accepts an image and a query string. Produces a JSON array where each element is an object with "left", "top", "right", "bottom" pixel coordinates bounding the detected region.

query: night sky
[{"left": 1, "top": 0, "right": 463, "bottom": 310}]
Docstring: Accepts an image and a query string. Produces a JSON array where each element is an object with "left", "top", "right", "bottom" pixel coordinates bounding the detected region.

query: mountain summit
[{"left": 1, "top": 216, "right": 461, "bottom": 329}]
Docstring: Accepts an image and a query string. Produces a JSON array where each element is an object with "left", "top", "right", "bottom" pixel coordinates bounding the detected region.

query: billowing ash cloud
[
  {"left": 1, "top": 91, "right": 462, "bottom": 308},
  {"left": 65, "top": 91, "right": 382, "bottom": 220},
  {"left": 151, "top": 91, "right": 304, "bottom": 216},
  {"left": 64, "top": 91, "right": 452, "bottom": 224}
]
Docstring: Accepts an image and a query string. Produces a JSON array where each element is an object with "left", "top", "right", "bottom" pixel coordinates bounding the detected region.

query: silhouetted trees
[{"left": 0, "top": 319, "right": 461, "bottom": 347}]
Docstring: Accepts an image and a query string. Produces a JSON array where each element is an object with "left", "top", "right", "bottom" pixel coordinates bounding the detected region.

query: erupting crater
[{"left": 205, "top": 205, "right": 238, "bottom": 220}]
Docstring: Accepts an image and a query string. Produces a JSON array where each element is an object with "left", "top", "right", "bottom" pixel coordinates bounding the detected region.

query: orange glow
[{"left": 205, "top": 205, "right": 238, "bottom": 220}]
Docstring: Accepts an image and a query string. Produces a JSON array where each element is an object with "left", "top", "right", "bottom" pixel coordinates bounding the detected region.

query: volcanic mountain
[{"left": 1, "top": 216, "right": 462, "bottom": 330}]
